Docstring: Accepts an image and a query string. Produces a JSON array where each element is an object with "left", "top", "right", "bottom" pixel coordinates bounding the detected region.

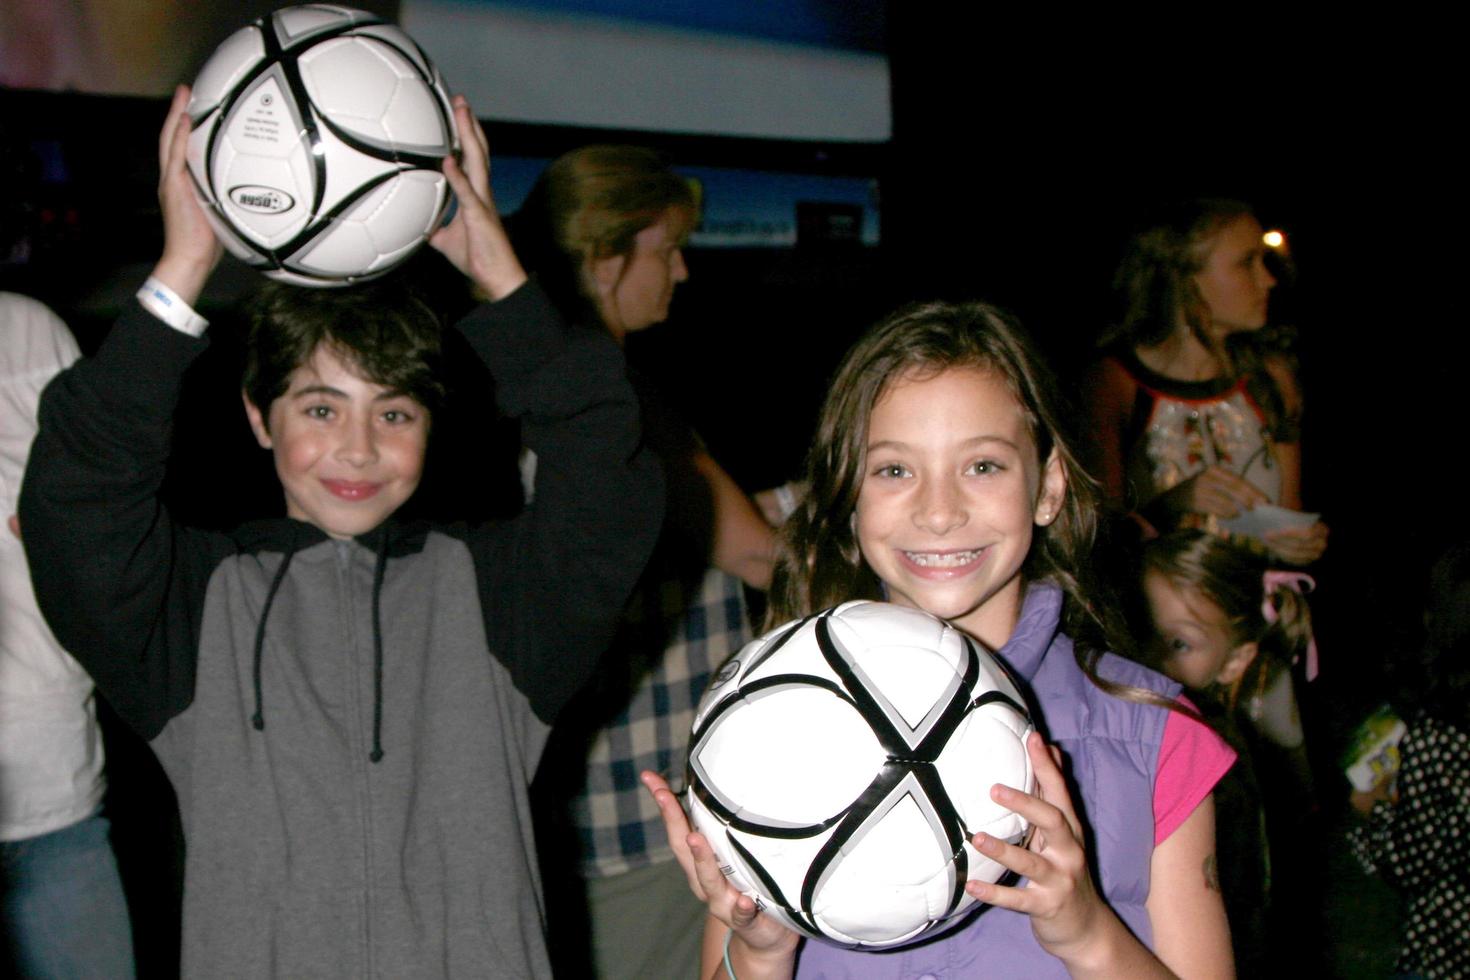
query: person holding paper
[{"left": 1081, "top": 198, "right": 1328, "bottom": 566}]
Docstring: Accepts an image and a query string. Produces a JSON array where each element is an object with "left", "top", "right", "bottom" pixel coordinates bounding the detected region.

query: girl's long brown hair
[
  {"left": 769, "top": 301, "right": 1176, "bottom": 710},
  {"left": 1104, "top": 198, "right": 1293, "bottom": 436}
]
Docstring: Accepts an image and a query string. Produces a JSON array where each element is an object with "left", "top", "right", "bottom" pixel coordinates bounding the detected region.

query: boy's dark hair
[{"left": 243, "top": 278, "right": 446, "bottom": 425}]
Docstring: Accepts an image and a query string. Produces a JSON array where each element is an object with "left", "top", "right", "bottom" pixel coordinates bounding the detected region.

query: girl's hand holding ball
[{"left": 967, "top": 732, "right": 1113, "bottom": 964}]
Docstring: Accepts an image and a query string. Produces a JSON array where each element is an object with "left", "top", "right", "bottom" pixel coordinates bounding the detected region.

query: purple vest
[{"left": 795, "top": 584, "right": 1180, "bottom": 979}]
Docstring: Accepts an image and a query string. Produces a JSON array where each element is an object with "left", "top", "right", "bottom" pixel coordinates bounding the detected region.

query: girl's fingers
[
  {"left": 966, "top": 866, "right": 1042, "bottom": 915},
  {"left": 1194, "top": 466, "right": 1265, "bottom": 515},
  {"left": 642, "top": 771, "right": 743, "bottom": 913},
  {"left": 641, "top": 771, "right": 706, "bottom": 894},
  {"left": 644, "top": 771, "right": 761, "bottom": 924},
  {"left": 1020, "top": 731, "right": 1084, "bottom": 840},
  {"left": 687, "top": 830, "right": 741, "bottom": 908},
  {"left": 970, "top": 826, "right": 1049, "bottom": 884},
  {"left": 641, "top": 775, "right": 802, "bottom": 965},
  {"left": 1222, "top": 470, "right": 1268, "bottom": 508}
]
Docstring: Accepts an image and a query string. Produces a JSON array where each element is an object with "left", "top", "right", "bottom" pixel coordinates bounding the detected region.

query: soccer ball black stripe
[
  {"left": 796, "top": 767, "right": 969, "bottom": 946},
  {"left": 190, "top": 6, "right": 451, "bottom": 284},
  {"left": 727, "top": 834, "right": 824, "bottom": 940},
  {"left": 970, "top": 688, "right": 1029, "bottom": 719},
  {"left": 814, "top": 612, "right": 979, "bottom": 763},
  {"left": 272, "top": 167, "right": 403, "bottom": 282},
  {"left": 689, "top": 673, "right": 860, "bottom": 838},
  {"left": 742, "top": 612, "right": 815, "bottom": 675}
]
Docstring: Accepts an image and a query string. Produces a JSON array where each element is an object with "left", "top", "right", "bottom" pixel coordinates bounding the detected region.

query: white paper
[{"left": 1218, "top": 503, "right": 1320, "bottom": 540}]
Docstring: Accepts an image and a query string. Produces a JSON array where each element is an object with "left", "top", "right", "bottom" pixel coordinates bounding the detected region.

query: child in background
[
  {"left": 1139, "top": 528, "right": 1317, "bottom": 973},
  {"left": 1348, "top": 540, "right": 1470, "bottom": 979},
  {"left": 18, "top": 88, "right": 661, "bottom": 978},
  {"left": 644, "top": 301, "right": 1236, "bottom": 978}
]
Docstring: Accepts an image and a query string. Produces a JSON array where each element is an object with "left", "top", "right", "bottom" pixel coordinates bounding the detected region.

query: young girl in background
[
  {"left": 1348, "top": 539, "right": 1470, "bottom": 979},
  {"left": 1083, "top": 198, "right": 1327, "bottom": 566},
  {"left": 1140, "top": 529, "right": 1318, "bottom": 973},
  {"left": 644, "top": 301, "right": 1236, "bottom": 978}
]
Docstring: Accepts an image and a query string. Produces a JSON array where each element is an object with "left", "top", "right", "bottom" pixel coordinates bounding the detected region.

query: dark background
[{"left": 1, "top": 12, "right": 1456, "bottom": 977}]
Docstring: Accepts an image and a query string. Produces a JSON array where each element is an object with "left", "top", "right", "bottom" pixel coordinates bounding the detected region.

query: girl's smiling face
[{"left": 854, "top": 365, "right": 1064, "bottom": 649}]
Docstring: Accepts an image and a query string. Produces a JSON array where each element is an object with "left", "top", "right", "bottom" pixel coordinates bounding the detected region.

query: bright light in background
[{"left": 1262, "top": 229, "right": 1285, "bottom": 248}]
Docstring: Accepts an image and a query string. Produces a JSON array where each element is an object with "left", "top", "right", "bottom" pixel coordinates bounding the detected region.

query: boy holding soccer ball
[{"left": 18, "top": 87, "right": 662, "bottom": 978}]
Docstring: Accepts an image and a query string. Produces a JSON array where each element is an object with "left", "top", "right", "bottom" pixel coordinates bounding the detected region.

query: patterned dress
[
  {"left": 1108, "top": 350, "right": 1286, "bottom": 515},
  {"left": 1348, "top": 712, "right": 1470, "bottom": 979}
]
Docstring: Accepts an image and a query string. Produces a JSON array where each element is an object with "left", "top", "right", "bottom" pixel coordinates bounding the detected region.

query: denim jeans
[{"left": 1, "top": 811, "right": 135, "bottom": 979}]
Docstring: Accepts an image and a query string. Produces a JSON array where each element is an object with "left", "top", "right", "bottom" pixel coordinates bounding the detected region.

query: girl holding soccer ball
[{"left": 645, "top": 302, "right": 1236, "bottom": 978}]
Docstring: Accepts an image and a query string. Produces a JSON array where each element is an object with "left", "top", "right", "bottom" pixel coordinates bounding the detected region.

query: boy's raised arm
[
  {"left": 151, "top": 85, "right": 224, "bottom": 310},
  {"left": 19, "top": 86, "right": 230, "bottom": 738},
  {"left": 427, "top": 96, "right": 526, "bottom": 302},
  {"left": 434, "top": 102, "right": 663, "bottom": 724}
]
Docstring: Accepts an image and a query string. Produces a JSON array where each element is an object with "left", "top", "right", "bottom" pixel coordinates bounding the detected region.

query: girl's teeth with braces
[{"left": 905, "top": 549, "right": 982, "bottom": 567}]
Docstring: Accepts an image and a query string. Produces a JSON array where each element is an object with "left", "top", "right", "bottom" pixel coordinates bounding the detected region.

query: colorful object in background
[{"left": 1342, "top": 703, "right": 1407, "bottom": 792}]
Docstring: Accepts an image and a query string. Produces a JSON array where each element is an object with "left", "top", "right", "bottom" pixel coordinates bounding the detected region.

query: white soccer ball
[
  {"left": 186, "top": 4, "right": 457, "bottom": 287},
  {"left": 686, "top": 601, "right": 1036, "bottom": 949}
]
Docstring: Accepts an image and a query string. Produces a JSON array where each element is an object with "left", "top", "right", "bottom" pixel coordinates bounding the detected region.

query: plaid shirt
[{"left": 572, "top": 566, "right": 752, "bottom": 878}]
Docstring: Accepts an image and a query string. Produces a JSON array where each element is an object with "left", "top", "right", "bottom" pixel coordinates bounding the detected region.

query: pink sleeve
[{"left": 1153, "top": 697, "right": 1236, "bottom": 845}]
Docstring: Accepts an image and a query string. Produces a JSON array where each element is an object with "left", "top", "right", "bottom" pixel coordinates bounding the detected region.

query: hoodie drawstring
[
  {"left": 250, "top": 527, "right": 391, "bottom": 765},
  {"left": 252, "top": 527, "right": 299, "bottom": 732},
  {"left": 369, "top": 529, "right": 389, "bottom": 764}
]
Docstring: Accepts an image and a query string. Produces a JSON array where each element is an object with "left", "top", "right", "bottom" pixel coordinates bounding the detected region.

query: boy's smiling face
[{"left": 244, "top": 344, "right": 429, "bottom": 539}]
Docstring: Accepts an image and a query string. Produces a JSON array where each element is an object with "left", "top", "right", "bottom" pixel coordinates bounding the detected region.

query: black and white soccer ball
[
  {"left": 686, "top": 601, "right": 1036, "bottom": 949},
  {"left": 186, "top": 4, "right": 457, "bottom": 287}
]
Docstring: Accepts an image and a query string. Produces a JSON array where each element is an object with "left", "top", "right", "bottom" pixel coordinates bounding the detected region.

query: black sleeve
[
  {"left": 462, "top": 282, "right": 664, "bottom": 724},
  {"left": 19, "top": 304, "right": 233, "bottom": 739}
]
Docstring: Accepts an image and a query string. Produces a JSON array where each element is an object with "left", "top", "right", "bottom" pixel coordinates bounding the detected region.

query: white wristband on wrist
[{"left": 136, "top": 276, "right": 209, "bottom": 337}]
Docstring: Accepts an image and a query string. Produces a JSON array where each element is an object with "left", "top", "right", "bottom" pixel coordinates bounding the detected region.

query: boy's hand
[
  {"left": 152, "top": 85, "right": 222, "bottom": 305},
  {"left": 429, "top": 97, "right": 527, "bottom": 301}
]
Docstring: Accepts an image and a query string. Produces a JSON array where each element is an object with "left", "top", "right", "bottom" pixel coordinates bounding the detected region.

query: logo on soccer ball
[
  {"left": 185, "top": 5, "right": 457, "bottom": 286},
  {"left": 229, "top": 186, "right": 295, "bottom": 215}
]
